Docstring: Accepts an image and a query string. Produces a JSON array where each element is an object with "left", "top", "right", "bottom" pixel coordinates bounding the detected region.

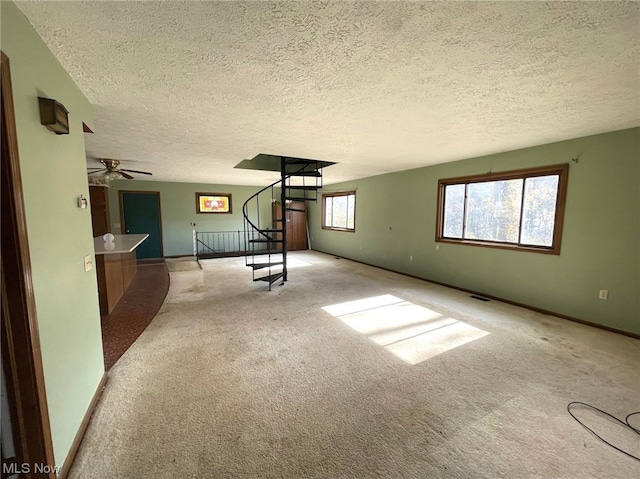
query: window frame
[
  {"left": 322, "top": 191, "right": 356, "bottom": 232},
  {"left": 436, "top": 164, "right": 569, "bottom": 255}
]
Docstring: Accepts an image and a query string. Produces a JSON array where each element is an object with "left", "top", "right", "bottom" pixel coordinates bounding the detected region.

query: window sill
[
  {"left": 322, "top": 226, "right": 355, "bottom": 233},
  {"left": 436, "top": 238, "right": 560, "bottom": 255}
]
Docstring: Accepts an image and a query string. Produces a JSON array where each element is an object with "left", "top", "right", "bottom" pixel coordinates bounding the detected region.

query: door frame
[
  {"left": 118, "top": 190, "right": 164, "bottom": 258},
  {"left": 1, "top": 51, "right": 57, "bottom": 477}
]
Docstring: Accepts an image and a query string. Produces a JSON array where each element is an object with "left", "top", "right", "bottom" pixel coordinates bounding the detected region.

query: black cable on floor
[
  {"left": 625, "top": 411, "right": 640, "bottom": 434},
  {"left": 567, "top": 401, "right": 640, "bottom": 461}
]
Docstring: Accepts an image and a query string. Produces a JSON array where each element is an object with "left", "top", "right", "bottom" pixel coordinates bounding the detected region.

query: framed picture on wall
[{"left": 196, "top": 192, "right": 232, "bottom": 214}]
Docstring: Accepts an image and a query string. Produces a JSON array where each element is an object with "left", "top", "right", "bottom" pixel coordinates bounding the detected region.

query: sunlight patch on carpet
[
  {"left": 286, "top": 257, "right": 313, "bottom": 268},
  {"left": 323, "top": 294, "right": 489, "bottom": 365}
]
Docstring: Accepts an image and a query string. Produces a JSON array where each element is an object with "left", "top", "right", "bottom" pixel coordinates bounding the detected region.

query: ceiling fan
[{"left": 87, "top": 159, "right": 152, "bottom": 180}]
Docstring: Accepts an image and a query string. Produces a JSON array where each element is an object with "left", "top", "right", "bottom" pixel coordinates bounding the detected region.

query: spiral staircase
[{"left": 235, "top": 154, "right": 335, "bottom": 290}]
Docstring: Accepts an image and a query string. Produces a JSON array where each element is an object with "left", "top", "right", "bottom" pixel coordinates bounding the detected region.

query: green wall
[
  {"left": 1, "top": 1, "right": 104, "bottom": 468},
  {"left": 309, "top": 128, "right": 640, "bottom": 335},
  {"left": 107, "top": 180, "right": 272, "bottom": 256}
]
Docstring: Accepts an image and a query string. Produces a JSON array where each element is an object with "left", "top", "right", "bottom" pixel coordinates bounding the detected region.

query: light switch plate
[{"left": 84, "top": 254, "right": 93, "bottom": 272}]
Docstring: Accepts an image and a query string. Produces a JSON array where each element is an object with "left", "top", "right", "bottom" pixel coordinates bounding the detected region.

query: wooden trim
[
  {"left": 551, "top": 163, "right": 569, "bottom": 254},
  {"left": 321, "top": 228, "right": 356, "bottom": 233},
  {"left": 118, "top": 190, "right": 164, "bottom": 257},
  {"left": 435, "top": 237, "right": 563, "bottom": 255},
  {"left": 436, "top": 163, "right": 569, "bottom": 255},
  {"left": 312, "top": 249, "right": 640, "bottom": 339},
  {"left": 1, "top": 51, "right": 57, "bottom": 477},
  {"left": 321, "top": 190, "right": 356, "bottom": 232},
  {"left": 437, "top": 163, "right": 570, "bottom": 185},
  {"left": 57, "top": 373, "right": 107, "bottom": 479},
  {"left": 435, "top": 182, "right": 445, "bottom": 246}
]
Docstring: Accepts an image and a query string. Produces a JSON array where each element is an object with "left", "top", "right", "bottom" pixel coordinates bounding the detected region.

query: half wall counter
[{"left": 94, "top": 234, "right": 149, "bottom": 315}]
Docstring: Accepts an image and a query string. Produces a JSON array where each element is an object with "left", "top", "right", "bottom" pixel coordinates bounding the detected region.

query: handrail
[
  {"left": 241, "top": 163, "right": 315, "bottom": 239},
  {"left": 240, "top": 158, "right": 322, "bottom": 288},
  {"left": 196, "top": 238, "right": 216, "bottom": 254},
  {"left": 242, "top": 176, "right": 281, "bottom": 240},
  {"left": 195, "top": 230, "right": 247, "bottom": 258}
]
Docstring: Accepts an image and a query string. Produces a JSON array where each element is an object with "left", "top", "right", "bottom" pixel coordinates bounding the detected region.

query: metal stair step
[
  {"left": 254, "top": 272, "right": 284, "bottom": 283},
  {"left": 287, "top": 171, "right": 321, "bottom": 177},
  {"left": 248, "top": 262, "right": 284, "bottom": 270},
  {"left": 285, "top": 186, "right": 319, "bottom": 190},
  {"left": 258, "top": 229, "right": 284, "bottom": 233},
  {"left": 249, "top": 238, "right": 284, "bottom": 243},
  {"left": 285, "top": 196, "right": 317, "bottom": 202}
]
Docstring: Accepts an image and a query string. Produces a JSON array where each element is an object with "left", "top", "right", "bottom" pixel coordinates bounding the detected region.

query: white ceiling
[{"left": 16, "top": 1, "right": 640, "bottom": 186}]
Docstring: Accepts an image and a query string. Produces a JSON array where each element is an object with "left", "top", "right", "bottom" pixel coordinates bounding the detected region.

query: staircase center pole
[
  {"left": 280, "top": 157, "right": 288, "bottom": 282},
  {"left": 280, "top": 156, "right": 287, "bottom": 281}
]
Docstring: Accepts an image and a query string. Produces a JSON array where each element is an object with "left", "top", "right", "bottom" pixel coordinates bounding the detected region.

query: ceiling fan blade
[
  {"left": 87, "top": 168, "right": 107, "bottom": 175},
  {"left": 121, "top": 169, "right": 152, "bottom": 175},
  {"left": 120, "top": 171, "right": 135, "bottom": 180}
]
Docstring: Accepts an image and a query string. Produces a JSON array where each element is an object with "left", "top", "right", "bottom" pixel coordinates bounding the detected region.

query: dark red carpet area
[{"left": 101, "top": 261, "right": 169, "bottom": 370}]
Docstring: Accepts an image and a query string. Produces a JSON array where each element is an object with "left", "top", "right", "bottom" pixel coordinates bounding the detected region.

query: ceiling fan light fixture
[
  {"left": 101, "top": 170, "right": 124, "bottom": 181},
  {"left": 88, "top": 175, "right": 109, "bottom": 187},
  {"left": 87, "top": 158, "right": 152, "bottom": 184}
]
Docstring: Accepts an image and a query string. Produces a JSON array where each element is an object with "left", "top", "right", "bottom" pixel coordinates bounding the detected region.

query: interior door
[
  {"left": 120, "top": 191, "right": 163, "bottom": 259},
  {"left": 273, "top": 202, "right": 307, "bottom": 251},
  {"left": 89, "top": 185, "right": 110, "bottom": 237},
  {"left": 287, "top": 202, "right": 307, "bottom": 251}
]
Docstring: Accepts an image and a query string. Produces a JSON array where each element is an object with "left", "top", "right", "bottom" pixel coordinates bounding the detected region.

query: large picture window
[
  {"left": 436, "top": 164, "right": 568, "bottom": 254},
  {"left": 322, "top": 191, "right": 356, "bottom": 232}
]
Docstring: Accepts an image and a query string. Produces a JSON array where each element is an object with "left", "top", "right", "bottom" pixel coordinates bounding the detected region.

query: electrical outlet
[
  {"left": 410, "top": 255, "right": 414, "bottom": 261},
  {"left": 598, "top": 289, "right": 608, "bottom": 300},
  {"left": 84, "top": 255, "right": 93, "bottom": 272}
]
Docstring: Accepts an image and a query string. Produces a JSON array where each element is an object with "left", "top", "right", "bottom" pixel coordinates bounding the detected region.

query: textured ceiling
[{"left": 16, "top": 1, "right": 640, "bottom": 186}]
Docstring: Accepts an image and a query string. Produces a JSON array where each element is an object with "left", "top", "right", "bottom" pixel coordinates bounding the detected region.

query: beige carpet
[
  {"left": 166, "top": 257, "right": 201, "bottom": 272},
  {"left": 70, "top": 251, "right": 640, "bottom": 478}
]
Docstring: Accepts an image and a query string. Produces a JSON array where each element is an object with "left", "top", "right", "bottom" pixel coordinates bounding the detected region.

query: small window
[
  {"left": 436, "top": 164, "right": 568, "bottom": 254},
  {"left": 322, "top": 191, "right": 356, "bottom": 232}
]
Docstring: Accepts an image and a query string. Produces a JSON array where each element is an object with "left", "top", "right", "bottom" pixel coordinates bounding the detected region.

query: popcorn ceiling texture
[{"left": 16, "top": 1, "right": 640, "bottom": 185}]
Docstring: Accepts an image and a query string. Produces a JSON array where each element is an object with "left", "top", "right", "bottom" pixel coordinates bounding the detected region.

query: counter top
[{"left": 94, "top": 234, "right": 149, "bottom": 255}]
